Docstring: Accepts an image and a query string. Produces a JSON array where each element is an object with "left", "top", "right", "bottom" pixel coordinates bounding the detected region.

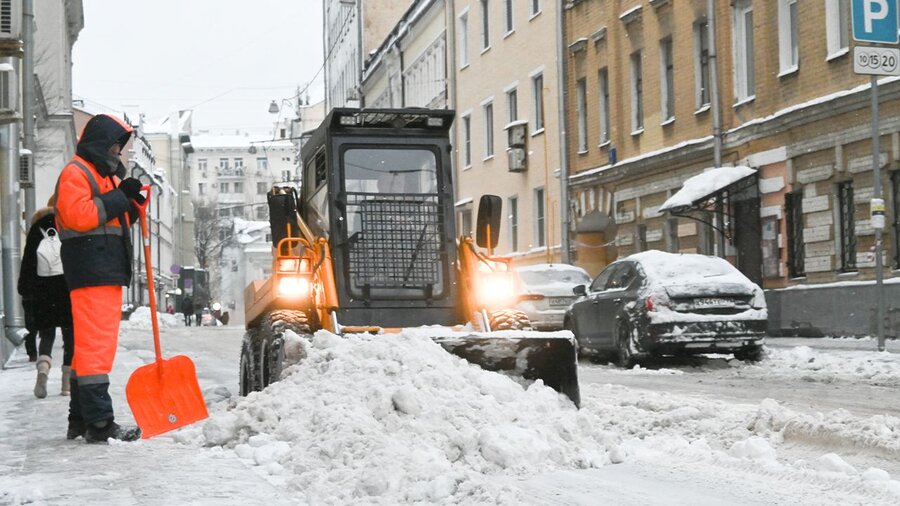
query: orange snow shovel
[{"left": 126, "top": 186, "right": 208, "bottom": 438}]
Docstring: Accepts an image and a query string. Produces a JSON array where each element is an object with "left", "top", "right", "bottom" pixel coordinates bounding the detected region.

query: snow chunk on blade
[{"left": 198, "top": 330, "right": 617, "bottom": 504}]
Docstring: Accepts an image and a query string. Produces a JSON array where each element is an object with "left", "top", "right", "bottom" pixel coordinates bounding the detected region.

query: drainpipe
[
  {"left": 1, "top": 56, "right": 24, "bottom": 356},
  {"left": 707, "top": 0, "right": 725, "bottom": 258},
  {"left": 556, "top": 0, "right": 571, "bottom": 263},
  {"left": 22, "top": 0, "right": 35, "bottom": 218},
  {"left": 446, "top": 0, "right": 458, "bottom": 205}
]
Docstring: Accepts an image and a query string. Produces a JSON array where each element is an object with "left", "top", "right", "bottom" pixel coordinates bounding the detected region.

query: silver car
[{"left": 515, "top": 264, "right": 592, "bottom": 330}]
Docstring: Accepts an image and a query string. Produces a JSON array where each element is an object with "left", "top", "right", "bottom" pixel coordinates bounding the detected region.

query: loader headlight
[
  {"left": 277, "top": 258, "right": 310, "bottom": 273},
  {"left": 277, "top": 275, "right": 310, "bottom": 299},
  {"left": 476, "top": 272, "right": 516, "bottom": 306}
]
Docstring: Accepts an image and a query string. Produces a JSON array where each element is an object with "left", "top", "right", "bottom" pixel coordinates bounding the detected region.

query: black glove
[{"left": 119, "top": 177, "right": 145, "bottom": 204}]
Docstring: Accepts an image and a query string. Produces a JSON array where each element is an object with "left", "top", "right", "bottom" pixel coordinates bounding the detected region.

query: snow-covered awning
[{"left": 659, "top": 166, "right": 757, "bottom": 213}]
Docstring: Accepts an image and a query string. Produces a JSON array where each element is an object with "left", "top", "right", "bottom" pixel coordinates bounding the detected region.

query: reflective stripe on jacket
[{"left": 55, "top": 157, "right": 133, "bottom": 289}]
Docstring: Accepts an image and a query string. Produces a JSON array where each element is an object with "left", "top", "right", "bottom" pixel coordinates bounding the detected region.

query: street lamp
[{"left": 268, "top": 100, "right": 280, "bottom": 114}]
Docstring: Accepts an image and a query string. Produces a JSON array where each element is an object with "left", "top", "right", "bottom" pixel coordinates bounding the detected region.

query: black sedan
[{"left": 564, "top": 251, "right": 767, "bottom": 367}]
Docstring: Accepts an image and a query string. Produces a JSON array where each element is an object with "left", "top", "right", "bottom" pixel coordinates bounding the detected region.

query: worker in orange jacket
[{"left": 55, "top": 114, "right": 144, "bottom": 443}]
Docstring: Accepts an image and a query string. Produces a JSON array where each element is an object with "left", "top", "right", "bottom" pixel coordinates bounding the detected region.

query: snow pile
[
  {"left": 754, "top": 345, "right": 900, "bottom": 387},
  {"left": 196, "top": 330, "right": 619, "bottom": 503},
  {"left": 122, "top": 306, "right": 183, "bottom": 329}
]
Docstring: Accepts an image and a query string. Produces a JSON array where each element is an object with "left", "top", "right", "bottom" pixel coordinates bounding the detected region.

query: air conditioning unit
[
  {"left": 0, "top": 63, "right": 16, "bottom": 115},
  {"left": 0, "top": 0, "right": 21, "bottom": 41},
  {"left": 18, "top": 148, "right": 32, "bottom": 187},
  {"left": 507, "top": 147, "right": 526, "bottom": 172}
]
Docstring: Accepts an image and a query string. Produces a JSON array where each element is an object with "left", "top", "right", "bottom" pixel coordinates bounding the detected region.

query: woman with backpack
[{"left": 18, "top": 205, "right": 74, "bottom": 398}]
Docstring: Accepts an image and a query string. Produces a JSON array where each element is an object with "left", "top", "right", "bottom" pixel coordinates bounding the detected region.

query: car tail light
[
  {"left": 645, "top": 295, "right": 671, "bottom": 312},
  {"left": 519, "top": 294, "right": 545, "bottom": 301}
]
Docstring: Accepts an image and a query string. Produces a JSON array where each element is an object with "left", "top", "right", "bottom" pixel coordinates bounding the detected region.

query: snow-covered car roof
[{"left": 623, "top": 250, "right": 760, "bottom": 294}]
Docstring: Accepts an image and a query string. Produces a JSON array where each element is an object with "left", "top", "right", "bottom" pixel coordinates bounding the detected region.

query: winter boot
[
  {"left": 66, "top": 419, "right": 86, "bottom": 440},
  {"left": 85, "top": 420, "right": 141, "bottom": 444},
  {"left": 33, "top": 355, "right": 51, "bottom": 399},
  {"left": 60, "top": 366, "right": 72, "bottom": 396}
]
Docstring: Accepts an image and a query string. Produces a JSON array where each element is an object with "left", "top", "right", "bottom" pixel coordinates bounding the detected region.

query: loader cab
[{"left": 300, "top": 108, "right": 460, "bottom": 327}]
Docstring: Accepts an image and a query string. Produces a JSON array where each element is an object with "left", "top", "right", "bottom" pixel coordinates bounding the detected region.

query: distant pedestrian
[
  {"left": 182, "top": 296, "right": 194, "bottom": 326},
  {"left": 55, "top": 113, "right": 142, "bottom": 443},
  {"left": 18, "top": 207, "right": 74, "bottom": 398}
]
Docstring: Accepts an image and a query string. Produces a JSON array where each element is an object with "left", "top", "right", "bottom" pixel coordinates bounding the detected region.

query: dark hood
[{"left": 75, "top": 114, "right": 134, "bottom": 177}]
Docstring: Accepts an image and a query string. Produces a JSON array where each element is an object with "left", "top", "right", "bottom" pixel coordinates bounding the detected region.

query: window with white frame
[
  {"left": 660, "top": 37, "right": 675, "bottom": 122},
  {"left": 459, "top": 12, "right": 469, "bottom": 67},
  {"left": 598, "top": 68, "right": 610, "bottom": 144},
  {"left": 576, "top": 78, "right": 588, "bottom": 152},
  {"left": 507, "top": 87, "right": 518, "bottom": 122},
  {"left": 257, "top": 157, "right": 268, "bottom": 170},
  {"left": 531, "top": 0, "right": 540, "bottom": 17},
  {"left": 219, "top": 157, "right": 229, "bottom": 170},
  {"left": 508, "top": 195, "right": 518, "bottom": 252},
  {"left": 481, "top": 0, "right": 490, "bottom": 50},
  {"left": 197, "top": 158, "right": 207, "bottom": 171},
  {"left": 778, "top": 0, "right": 799, "bottom": 74},
  {"left": 825, "top": 0, "right": 849, "bottom": 59},
  {"left": 220, "top": 182, "right": 230, "bottom": 194},
  {"left": 234, "top": 182, "right": 244, "bottom": 194},
  {"left": 630, "top": 51, "right": 644, "bottom": 132},
  {"left": 198, "top": 182, "right": 206, "bottom": 195},
  {"left": 462, "top": 114, "right": 472, "bottom": 167},
  {"left": 483, "top": 102, "right": 494, "bottom": 158},
  {"left": 532, "top": 73, "right": 544, "bottom": 131},
  {"left": 732, "top": 0, "right": 755, "bottom": 102},
  {"left": 234, "top": 157, "right": 244, "bottom": 168},
  {"left": 535, "top": 187, "right": 545, "bottom": 247},
  {"left": 505, "top": 0, "right": 514, "bottom": 33},
  {"left": 694, "top": 20, "right": 711, "bottom": 109}
]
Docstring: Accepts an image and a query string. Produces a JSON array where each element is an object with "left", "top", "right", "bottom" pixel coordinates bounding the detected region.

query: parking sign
[{"left": 852, "top": 0, "right": 899, "bottom": 43}]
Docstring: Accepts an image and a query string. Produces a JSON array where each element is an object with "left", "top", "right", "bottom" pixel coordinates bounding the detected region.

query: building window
[
  {"left": 459, "top": 12, "right": 469, "bottom": 67},
  {"left": 666, "top": 218, "right": 679, "bottom": 253},
  {"left": 630, "top": 51, "right": 644, "bottom": 132},
  {"left": 219, "top": 207, "right": 229, "bottom": 218},
  {"left": 695, "top": 20, "right": 711, "bottom": 109},
  {"left": 535, "top": 187, "right": 545, "bottom": 247},
  {"left": 637, "top": 224, "right": 648, "bottom": 252},
  {"left": 257, "top": 182, "right": 268, "bottom": 194},
  {"left": 504, "top": 0, "right": 514, "bottom": 33},
  {"left": 234, "top": 157, "right": 244, "bottom": 168},
  {"left": 256, "top": 206, "right": 267, "bottom": 220},
  {"left": 778, "top": 0, "right": 799, "bottom": 74},
  {"left": 460, "top": 209, "right": 473, "bottom": 238},
  {"left": 892, "top": 171, "right": 900, "bottom": 269},
  {"left": 532, "top": 73, "right": 544, "bottom": 131},
  {"left": 825, "top": 0, "right": 849, "bottom": 59},
  {"left": 462, "top": 114, "right": 472, "bottom": 166},
  {"left": 234, "top": 182, "right": 243, "bottom": 194},
  {"left": 530, "top": 0, "right": 540, "bottom": 16},
  {"left": 576, "top": 78, "right": 587, "bottom": 152},
  {"left": 481, "top": 0, "right": 490, "bottom": 50},
  {"left": 785, "top": 191, "right": 805, "bottom": 277},
  {"left": 220, "top": 182, "right": 230, "bottom": 194},
  {"left": 198, "top": 182, "right": 206, "bottom": 195},
  {"left": 219, "top": 158, "right": 229, "bottom": 170},
  {"left": 732, "top": 0, "right": 755, "bottom": 102},
  {"left": 483, "top": 102, "right": 494, "bottom": 158},
  {"left": 838, "top": 181, "right": 857, "bottom": 272},
  {"left": 282, "top": 170, "right": 291, "bottom": 182},
  {"left": 507, "top": 88, "right": 518, "bottom": 123},
  {"left": 598, "top": 68, "right": 610, "bottom": 144},
  {"left": 509, "top": 195, "right": 518, "bottom": 252},
  {"left": 660, "top": 37, "right": 675, "bottom": 122},
  {"left": 257, "top": 157, "right": 268, "bottom": 170},
  {"left": 198, "top": 158, "right": 207, "bottom": 171}
]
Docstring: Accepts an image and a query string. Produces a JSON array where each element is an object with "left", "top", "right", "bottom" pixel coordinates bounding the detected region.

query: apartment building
[
  {"left": 564, "top": 0, "right": 900, "bottom": 336},
  {"left": 454, "top": 0, "right": 564, "bottom": 265}
]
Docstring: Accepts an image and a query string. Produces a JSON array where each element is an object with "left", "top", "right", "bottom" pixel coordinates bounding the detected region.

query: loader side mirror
[{"left": 476, "top": 195, "right": 502, "bottom": 249}]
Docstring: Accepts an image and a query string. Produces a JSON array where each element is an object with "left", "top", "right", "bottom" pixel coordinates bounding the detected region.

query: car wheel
[
  {"left": 615, "top": 320, "right": 639, "bottom": 368},
  {"left": 734, "top": 345, "right": 764, "bottom": 362}
]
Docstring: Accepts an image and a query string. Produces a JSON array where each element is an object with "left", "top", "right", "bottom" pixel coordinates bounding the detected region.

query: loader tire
[
  {"left": 239, "top": 335, "right": 258, "bottom": 396},
  {"left": 259, "top": 310, "right": 311, "bottom": 389},
  {"left": 489, "top": 309, "right": 533, "bottom": 331}
]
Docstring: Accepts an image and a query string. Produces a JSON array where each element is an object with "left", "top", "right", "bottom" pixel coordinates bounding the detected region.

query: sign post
[{"left": 851, "top": 0, "right": 897, "bottom": 351}]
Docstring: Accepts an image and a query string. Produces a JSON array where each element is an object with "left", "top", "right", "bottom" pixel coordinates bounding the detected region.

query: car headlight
[
  {"left": 277, "top": 275, "right": 310, "bottom": 299},
  {"left": 476, "top": 271, "right": 516, "bottom": 306}
]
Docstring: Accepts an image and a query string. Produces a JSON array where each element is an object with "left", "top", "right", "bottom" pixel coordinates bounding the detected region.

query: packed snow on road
[{"left": 1, "top": 316, "right": 899, "bottom": 505}]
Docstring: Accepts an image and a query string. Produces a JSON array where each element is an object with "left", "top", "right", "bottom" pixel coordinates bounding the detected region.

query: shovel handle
[{"left": 135, "top": 187, "right": 163, "bottom": 366}]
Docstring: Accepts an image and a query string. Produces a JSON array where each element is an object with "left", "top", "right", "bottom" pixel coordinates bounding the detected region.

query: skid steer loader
[{"left": 239, "top": 108, "right": 579, "bottom": 406}]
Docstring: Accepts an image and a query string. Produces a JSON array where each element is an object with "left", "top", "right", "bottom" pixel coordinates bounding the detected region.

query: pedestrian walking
[
  {"left": 18, "top": 207, "right": 74, "bottom": 398},
  {"left": 182, "top": 296, "right": 194, "bottom": 326},
  {"left": 54, "top": 113, "right": 143, "bottom": 443}
]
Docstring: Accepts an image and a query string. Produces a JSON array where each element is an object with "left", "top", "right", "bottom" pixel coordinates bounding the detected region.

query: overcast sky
[{"left": 72, "top": 1, "right": 324, "bottom": 135}]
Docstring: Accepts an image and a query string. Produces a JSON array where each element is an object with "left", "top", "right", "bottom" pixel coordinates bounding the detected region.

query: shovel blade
[{"left": 126, "top": 355, "right": 209, "bottom": 439}]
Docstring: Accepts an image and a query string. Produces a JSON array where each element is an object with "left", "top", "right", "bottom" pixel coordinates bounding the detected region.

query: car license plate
[
  {"left": 694, "top": 298, "right": 734, "bottom": 308},
  {"left": 549, "top": 296, "right": 572, "bottom": 307}
]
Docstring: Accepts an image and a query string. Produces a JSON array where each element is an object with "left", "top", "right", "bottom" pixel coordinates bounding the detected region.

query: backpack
[{"left": 36, "top": 227, "right": 64, "bottom": 277}]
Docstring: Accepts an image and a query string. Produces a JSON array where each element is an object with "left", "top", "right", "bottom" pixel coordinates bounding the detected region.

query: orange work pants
[{"left": 70, "top": 286, "right": 124, "bottom": 378}]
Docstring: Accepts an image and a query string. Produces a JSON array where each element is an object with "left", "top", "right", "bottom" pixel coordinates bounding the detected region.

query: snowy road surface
[{"left": 1, "top": 314, "right": 898, "bottom": 505}]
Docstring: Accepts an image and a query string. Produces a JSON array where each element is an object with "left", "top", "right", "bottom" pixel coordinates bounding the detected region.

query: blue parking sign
[{"left": 852, "top": 0, "right": 899, "bottom": 43}]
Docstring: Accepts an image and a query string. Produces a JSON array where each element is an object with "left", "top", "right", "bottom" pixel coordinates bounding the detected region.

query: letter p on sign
[{"left": 853, "top": 0, "right": 899, "bottom": 43}]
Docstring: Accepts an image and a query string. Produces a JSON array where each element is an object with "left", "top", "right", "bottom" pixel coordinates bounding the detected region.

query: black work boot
[{"left": 85, "top": 420, "right": 141, "bottom": 444}]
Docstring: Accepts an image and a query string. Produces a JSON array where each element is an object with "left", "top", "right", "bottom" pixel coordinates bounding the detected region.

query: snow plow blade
[{"left": 433, "top": 332, "right": 580, "bottom": 407}]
